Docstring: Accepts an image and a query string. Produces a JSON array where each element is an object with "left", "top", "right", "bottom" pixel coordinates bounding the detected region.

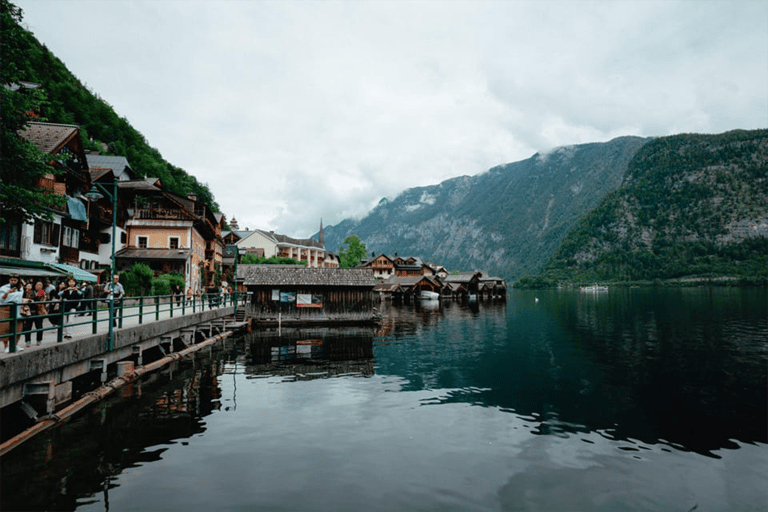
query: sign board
[{"left": 297, "top": 294, "right": 323, "bottom": 308}]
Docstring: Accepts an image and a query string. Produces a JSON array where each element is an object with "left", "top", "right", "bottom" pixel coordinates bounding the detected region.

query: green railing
[{"left": 1, "top": 292, "right": 250, "bottom": 354}]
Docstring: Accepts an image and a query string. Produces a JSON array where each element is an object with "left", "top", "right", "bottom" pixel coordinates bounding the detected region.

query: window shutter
[
  {"left": 52, "top": 223, "right": 61, "bottom": 246},
  {"left": 34, "top": 220, "right": 42, "bottom": 244}
]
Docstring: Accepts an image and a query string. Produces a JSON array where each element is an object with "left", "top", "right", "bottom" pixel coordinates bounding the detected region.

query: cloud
[{"left": 17, "top": 0, "right": 768, "bottom": 237}]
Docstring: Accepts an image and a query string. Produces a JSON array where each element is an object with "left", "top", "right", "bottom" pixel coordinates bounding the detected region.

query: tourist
[
  {"left": 172, "top": 284, "right": 182, "bottom": 306},
  {"left": 79, "top": 281, "right": 94, "bottom": 316},
  {"left": 44, "top": 278, "right": 55, "bottom": 296},
  {"left": 60, "top": 277, "right": 83, "bottom": 339},
  {"left": 23, "top": 280, "right": 48, "bottom": 346},
  {"left": 106, "top": 275, "right": 125, "bottom": 328},
  {"left": 47, "top": 281, "right": 64, "bottom": 327},
  {"left": 0, "top": 275, "right": 25, "bottom": 352}
]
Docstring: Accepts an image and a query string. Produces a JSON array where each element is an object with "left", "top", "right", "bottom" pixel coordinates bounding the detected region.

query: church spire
[{"left": 318, "top": 219, "right": 324, "bottom": 248}]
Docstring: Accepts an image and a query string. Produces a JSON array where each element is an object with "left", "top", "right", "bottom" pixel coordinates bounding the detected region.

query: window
[
  {"left": 33, "top": 220, "right": 60, "bottom": 246},
  {"left": 138, "top": 236, "right": 148, "bottom": 248},
  {"left": 61, "top": 227, "right": 79, "bottom": 248},
  {"left": 169, "top": 237, "right": 179, "bottom": 249},
  {"left": 121, "top": 232, "right": 127, "bottom": 244}
]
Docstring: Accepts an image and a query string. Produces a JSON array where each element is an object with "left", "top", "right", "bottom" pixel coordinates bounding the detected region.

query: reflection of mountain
[
  {"left": 244, "top": 327, "right": 376, "bottom": 380},
  {"left": 373, "top": 293, "right": 767, "bottom": 456},
  {"left": 0, "top": 360, "right": 222, "bottom": 512}
]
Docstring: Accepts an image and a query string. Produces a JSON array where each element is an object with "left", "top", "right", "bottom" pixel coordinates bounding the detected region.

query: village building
[
  {"left": 239, "top": 265, "right": 376, "bottom": 324},
  {"left": 3, "top": 122, "right": 97, "bottom": 280},
  {"left": 373, "top": 275, "right": 443, "bottom": 301},
  {"left": 114, "top": 181, "right": 223, "bottom": 292},
  {"left": 359, "top": 253, "right": 396, "bottom": 278},
  {"left": 236, "top": 221, "right": 339, "bottom": 268},
  {"left": 441, "top": 272, "right": 483, "bottom": 298}
]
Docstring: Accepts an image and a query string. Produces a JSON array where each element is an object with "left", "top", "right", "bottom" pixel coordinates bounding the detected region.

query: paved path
[{"left": 2, "top": 298, "right": 240, "bottom": 357}]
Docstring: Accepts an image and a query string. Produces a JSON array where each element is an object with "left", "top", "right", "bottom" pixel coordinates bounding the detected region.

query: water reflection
[
  {"left": 0, "top": 357, "right": 222, "bottom": 512},
  {"left": 374, "top": 289, "right": 767, "bottom": 457},
  {"left": 0, "top": 288, "right": 765, "bottom": 511}
]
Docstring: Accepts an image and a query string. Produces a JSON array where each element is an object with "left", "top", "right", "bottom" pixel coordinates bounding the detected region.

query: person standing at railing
[
  {"left": 1, "top": 275, "right": 25, "bottom": 353},
  {"left": 60, "top": 277, "right": 82, "bottom": 339},
  {"left": 106, "top": 274, "right": 125, "bottom": 328},
  {"left": 78, "top": 281, "right": 94, "bottom": 316},
  {"left": 22, "top": 280, "right": 48, "bottom": 347}
]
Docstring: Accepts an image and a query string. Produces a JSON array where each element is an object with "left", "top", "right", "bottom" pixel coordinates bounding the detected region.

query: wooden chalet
[
  {"left": 478, "top": 273, "right": 507, "bottom": 300},
  {"left": 373, "top": 275, "right": 443, "bottom": 302},
  {"left": 441, "top": 272, "right": 482, "bottom": 298},
  {"left": 239, "top": 265, "right": 376, "bottom": 324}
]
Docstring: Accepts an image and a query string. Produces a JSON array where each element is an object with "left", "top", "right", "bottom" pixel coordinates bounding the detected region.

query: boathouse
[{"left": 239, "top": 265, "right": 376, "bottom": 324}]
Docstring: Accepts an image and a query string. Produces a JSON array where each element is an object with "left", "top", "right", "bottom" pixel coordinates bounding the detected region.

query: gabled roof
[
  {"left": 443, "top": 272, "right": 482, "bottom": 283},
  {"left": 239, "top": 265, "right": 375, "bottom": 287},
  {"left": 116, "top": 248, "right": 191, "bottom": 261},
  {"left": 89, "top": 167, "right": 114, "bottom": 182},
  {"left": 117, "top": 178, "right": 163, "bottom": 191},
  {"left": 18, "top": 122, "right": 79, "bottom": 155},
  {"left": 85, "top": 154, "right": 138, "bottom": 181}
]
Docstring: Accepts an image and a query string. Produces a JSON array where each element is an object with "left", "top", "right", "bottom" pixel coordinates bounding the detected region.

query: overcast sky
[{"left": 15, "top": 0, "right": 768, "bottom": 238}]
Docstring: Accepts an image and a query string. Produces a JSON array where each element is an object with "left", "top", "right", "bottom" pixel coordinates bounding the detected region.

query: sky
[{"left": 14, "top": 0, "right": 768, "bottom": 238}]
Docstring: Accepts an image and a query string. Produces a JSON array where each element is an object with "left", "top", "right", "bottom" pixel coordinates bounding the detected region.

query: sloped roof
[
  {"left": 17, "top": 122, "right": 79, "bottom": 154},
  {"left": 89, "top": 167, "right": 114, "bottom": 182},
  {"left": 86, "top": 154, "right": 138, "bottom": 180},
  {"left": 117, "top": 178, "right": 162, "bottom": 191},
  {"left": 116, "top": 248, "right": 191, "bottom": 261},
  {"left": 443, "top": 272, "right": 482, "bottom": 283},
  {"left": 239, "top": 265, "right": 375, "bottom": 287}
]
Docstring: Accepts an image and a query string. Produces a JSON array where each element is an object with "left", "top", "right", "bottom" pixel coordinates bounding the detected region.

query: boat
[
  {"left": 580, "top": 284, "right": 608, "bottom": 293},
  {"left": 419, "top": 290, "right": 440, "bottom": 300}
]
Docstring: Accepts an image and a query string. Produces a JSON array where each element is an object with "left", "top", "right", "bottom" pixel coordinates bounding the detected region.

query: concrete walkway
[{"left": 1, "top": 298, "right": 241, "bottom": 357}]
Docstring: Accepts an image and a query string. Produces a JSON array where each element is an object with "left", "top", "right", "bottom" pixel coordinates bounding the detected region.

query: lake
[{"left": 1, "top": 287, "right": 766, "bottom": 511}]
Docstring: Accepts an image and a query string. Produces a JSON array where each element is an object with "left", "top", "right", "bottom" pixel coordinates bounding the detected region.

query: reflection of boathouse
[{"left": 239, "top": 265, "right": 376, "bottom": 324}]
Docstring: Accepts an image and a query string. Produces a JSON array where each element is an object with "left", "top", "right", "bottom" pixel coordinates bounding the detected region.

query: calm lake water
[{"left": 2, "top": 287, "right": 766, "bottom": 511}]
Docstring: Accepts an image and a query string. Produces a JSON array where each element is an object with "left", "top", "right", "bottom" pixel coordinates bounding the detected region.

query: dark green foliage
[
  {"left": 119, "top": 262, "right": 153, "bottom": 296},
  {"left": 152, "top": 272, "right": 185, "bottom": 296},
  {"left": 240, "top": 253, "right": 306, "bottom": 265},
  {"left": 4, "top": 1, "right": 219, "bottom": 212},
  {"left": 0, "top": 0, "right": 67, "bottom": 222}
]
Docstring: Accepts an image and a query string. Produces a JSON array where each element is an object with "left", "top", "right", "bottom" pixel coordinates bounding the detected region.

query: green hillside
[
  {"left": 524, "top": 130, "right": 768, "bottom": 287},
  {"left": 4, "top": 1, "right": 218, "bottom": 212}
]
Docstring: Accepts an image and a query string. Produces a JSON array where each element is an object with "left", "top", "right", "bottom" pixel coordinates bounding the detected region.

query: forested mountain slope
[
  {"left": 321, "top": 136, "right": 649, "bottom": 280},
  {"left": 7, "top": 7, "right": 218, "bottom": 211},
  {"left": 531, "top": 129, "right": 768, "bottom": 285}
]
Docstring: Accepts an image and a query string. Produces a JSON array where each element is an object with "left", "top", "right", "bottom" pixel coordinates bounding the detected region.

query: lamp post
[{"left": 85, "top": 179, "right": 117, "bottom": 352}]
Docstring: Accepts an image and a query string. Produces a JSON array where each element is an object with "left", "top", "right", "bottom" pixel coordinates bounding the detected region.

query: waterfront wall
[{"left": 0, "top": 306, "right": 234, "bottom": 409}]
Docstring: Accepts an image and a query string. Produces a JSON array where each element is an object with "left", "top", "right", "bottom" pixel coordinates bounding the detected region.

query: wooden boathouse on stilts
[{"left": 238, "top": 265, "right": 376, "bottom": 325}]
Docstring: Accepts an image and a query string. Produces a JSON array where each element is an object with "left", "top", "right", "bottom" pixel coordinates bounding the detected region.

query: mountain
[
  {"left": 321, "top": 136, "right": 649, "bottom": 281},
  {"left": 534, "top": 129, "right": 768, "bottom": 285}
]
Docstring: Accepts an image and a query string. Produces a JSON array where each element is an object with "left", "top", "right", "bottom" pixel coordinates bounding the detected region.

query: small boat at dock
[{"left": 419, "top": 290, "right": 440, "bottom": 300}]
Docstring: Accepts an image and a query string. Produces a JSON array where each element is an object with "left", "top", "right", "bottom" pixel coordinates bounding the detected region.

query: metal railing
[{"left": 1, "top": 292, "right": 250, "bottom": 354}]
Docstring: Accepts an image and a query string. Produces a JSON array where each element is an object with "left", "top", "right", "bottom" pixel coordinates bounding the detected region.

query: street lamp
[{"left": 85, "top": 178, "right": 117, "bottom": 351}]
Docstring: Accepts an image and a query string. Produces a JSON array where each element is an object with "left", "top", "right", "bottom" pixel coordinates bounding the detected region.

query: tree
[
  {"left": 338, "top": 235, "right": 367, "bottom": 268},
  {"left": 0, "top": 0, "right": 65, "bottom": 223}
]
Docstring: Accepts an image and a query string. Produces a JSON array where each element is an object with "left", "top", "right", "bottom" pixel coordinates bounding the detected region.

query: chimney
[{"left": 188, "top": 193, "right": 197, "bottom": 201}]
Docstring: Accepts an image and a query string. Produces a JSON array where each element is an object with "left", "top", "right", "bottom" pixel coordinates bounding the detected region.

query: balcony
[{"left": 135, "top": 208, "right": 186, "bottom": 220}]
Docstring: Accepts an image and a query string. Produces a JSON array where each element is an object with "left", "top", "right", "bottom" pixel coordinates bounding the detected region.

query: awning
[
  {"left": 0, "top": 265, "right": 63, "bottom": 278},
  {"left": 47, "top": 263, "right": 99, "bottom": 282}
]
